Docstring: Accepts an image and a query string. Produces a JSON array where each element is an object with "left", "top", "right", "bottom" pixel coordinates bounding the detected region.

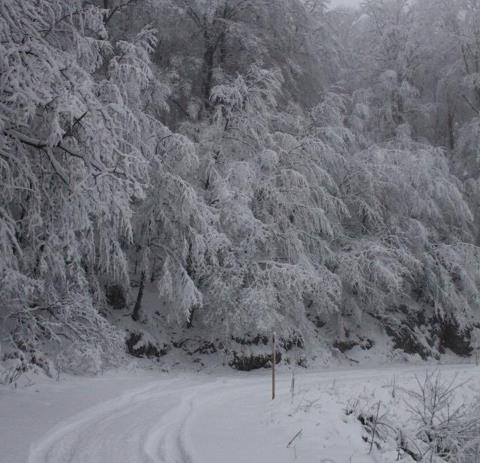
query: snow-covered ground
[{"left": 2, "top": 363, "right": 480, "bottom": 463}]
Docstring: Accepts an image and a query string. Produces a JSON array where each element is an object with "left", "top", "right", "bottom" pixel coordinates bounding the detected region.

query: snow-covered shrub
[
  {"left": 0, "top": 356, "right": 26, "bottom": 385},
  {"left": 351, "top": 371, "right": 480, "bottom": 462},
  {"left": 56, "top": 345, "right": 104, "bottom": 376},
  {"left": 403, "top": 371, "right": 480, "bottom": 462}
]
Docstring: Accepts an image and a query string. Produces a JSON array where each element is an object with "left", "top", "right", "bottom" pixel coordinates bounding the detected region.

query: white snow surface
[{"left": 1, "top": 363, "right": 480, "bottom": 463}]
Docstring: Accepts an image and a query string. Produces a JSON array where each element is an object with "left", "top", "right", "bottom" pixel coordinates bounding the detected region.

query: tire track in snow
[
  {"left": 27, "top": 374, "right": 266, "bottom": 463},
  {"left": 27, "top": 377, "right": 211, "bottom": 463},
  {"left": 144, "top": 377, "right": 270, "bottom": 463},
  {"left": 28, "top": 381, "right": 161, "bottom": 463},
  {"left": 27, "top": 364, "right": 476, "bottom": 463},
  {"left": 143, "top": 383, "right": 211, "bottom": 463}
]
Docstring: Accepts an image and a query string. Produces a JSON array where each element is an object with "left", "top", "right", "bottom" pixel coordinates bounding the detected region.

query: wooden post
[{"left": 272, "top": 331, "right": 276, "bottom": 400}]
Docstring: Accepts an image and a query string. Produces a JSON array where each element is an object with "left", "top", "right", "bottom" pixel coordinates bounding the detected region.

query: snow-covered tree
[
  {"left": 3, "top": 0, "right": 480, "bottom": 371},
  {"left": 0, "top": 0, "right": 159, "bottom": 369}
]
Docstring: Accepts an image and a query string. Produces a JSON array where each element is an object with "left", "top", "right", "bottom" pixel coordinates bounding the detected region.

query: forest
[{"left": 2, "top": 0, "right": 480, "bottom": 375}]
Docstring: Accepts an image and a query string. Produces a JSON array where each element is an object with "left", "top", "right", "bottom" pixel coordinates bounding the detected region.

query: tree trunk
[
  {"left": 219, "top": 31, "right": 227, "bottom": 66},
  {"left": 186, "top": 304, "right": 197, "bottom": 328},
  {"left": 447, "top": 109, "right": 455, "bottom": 150},
  {"left": 201, "top": 31, "right": 216, "bottom": 111},
  {"left": 132, "top": 271, "right": 145, "bottom": 321}
]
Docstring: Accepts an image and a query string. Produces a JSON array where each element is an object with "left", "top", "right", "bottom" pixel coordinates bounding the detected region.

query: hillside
[{"left": 2, "top": 0, "right": 480, "bottom": 378}]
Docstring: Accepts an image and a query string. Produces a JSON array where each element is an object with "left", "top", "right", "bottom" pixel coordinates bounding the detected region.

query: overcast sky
[{"left": 330, "top": 0, "right": 362, "bottom": 7}]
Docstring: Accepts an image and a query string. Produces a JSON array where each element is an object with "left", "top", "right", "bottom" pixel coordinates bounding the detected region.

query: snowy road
[
  {"left": 15, "top": 363, "right": 479, "bottom": 463},
  {"left": 27, "top": 377, "right": 207, "bottom": 463}
]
